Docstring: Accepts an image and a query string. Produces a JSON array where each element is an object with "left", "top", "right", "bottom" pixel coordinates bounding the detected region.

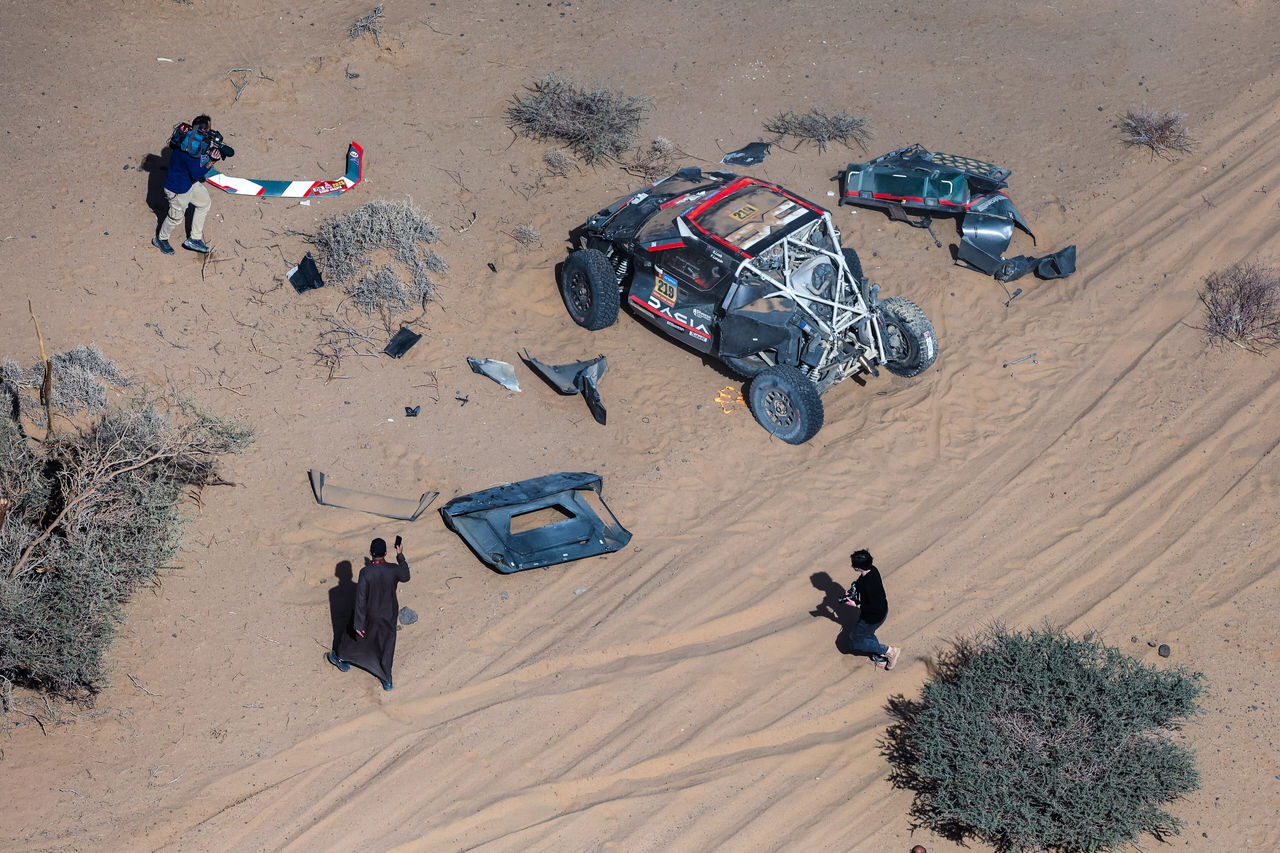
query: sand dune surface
[{"left": 1, "top": 1, "right": 1278, "bottom": 850}]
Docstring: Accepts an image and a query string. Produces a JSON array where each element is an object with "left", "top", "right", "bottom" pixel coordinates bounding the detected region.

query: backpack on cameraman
[{"left": 169, "top": 122, "right": 213, "bottom": 157}]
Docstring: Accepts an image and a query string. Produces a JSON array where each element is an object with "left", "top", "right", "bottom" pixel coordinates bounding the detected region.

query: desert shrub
[
  {"left": 622, "top": 137, "right": 681, "bottom": 181},
  {"left": 1197, "top": 260, "right": 1280, "bottom": 350},
  {"left": 0, "top": 386, "right": 249, "bottom": 698},
  {"left": 764, "top": 108, "right": 872, "bottom": 153},
  {"left": 2, "top": 345, "right": 130, "bottom": 425},
  {"left": 507, "top": 73, "right": 651, "bottom": 164},
  {"left": 543, "top": 149, "right": 574, "bottom": 177},
  {"left": 883, "top": 627, "right": 1203, "bottom": 853},
  {"left": 308, "top": 199, "right": 446, "bottom": 318},
  {"left": 1118, "top": 106, "right": 1194, "bottom": 160},
  {"left": 348, "top": 5, "right": 385, "bottom": 45},
  {"left": 510, "top": 224, "right": 541, "bottom": 246}
]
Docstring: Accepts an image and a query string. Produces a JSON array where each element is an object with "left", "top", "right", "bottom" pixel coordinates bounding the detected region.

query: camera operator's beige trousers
[{"left": 159, "top": 182, "right": 211, "bottom": 241}]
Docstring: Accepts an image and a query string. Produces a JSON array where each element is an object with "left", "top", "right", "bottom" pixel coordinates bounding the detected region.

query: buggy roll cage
[{"left": 680, "top": 212, "right": 888, "bottom": 380}]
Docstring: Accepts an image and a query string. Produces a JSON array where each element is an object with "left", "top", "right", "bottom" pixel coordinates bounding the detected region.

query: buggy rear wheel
[
  {"left": 560, "top": 249, "right": 619, "bottom": 330},
  {"left": 748, "top": 365, "right": 824, "bottom": 444},
  {"left": 878, "top": 296, "right": 937, "bottom": 378}
]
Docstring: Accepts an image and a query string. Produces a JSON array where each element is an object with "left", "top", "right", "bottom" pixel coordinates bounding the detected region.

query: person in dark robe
[
  {"left": 843, "top": 549, "right": 901, "bottom": 671},
  {"left": 326, "top": 537, "right": 410, "bottom": 690}
]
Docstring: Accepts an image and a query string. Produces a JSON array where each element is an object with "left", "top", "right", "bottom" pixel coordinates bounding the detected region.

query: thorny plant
[
  {"left": 510, "top": 224, "right": 541, "bottom": 247},
  {"left": 306, "top": 199, "right": 446, "bottom": 377},
  {"left": 507, "top": 73, "right": 651, "bottom": 164},
  {"left": 542, "top": 149, "right": 574, "bottom": 177},
  {"left": 621, "top": 137, "right": 684, "bottom": 181},
  {"left": 1, "top": 345, "right": 130, "bottom": 426},
  {"left": 764, "top": 108, "right": 873, "bottom": 153},
  {"left": 1197, "top": 260, "right": 1280, "bottom": 351},
  {"left": 1118, "top": 106, "right": 1195, "bottom": 160},
  {"left": 1, "top": 379, "right": 249, "bottom": 699},
  {"left": 349, "top": 5, "right": 385, "bottom": 46}
]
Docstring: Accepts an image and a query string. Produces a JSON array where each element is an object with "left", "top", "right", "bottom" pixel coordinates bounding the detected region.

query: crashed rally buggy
[{"left": 559, "top": 167, "right": 938, "bottom": 444}]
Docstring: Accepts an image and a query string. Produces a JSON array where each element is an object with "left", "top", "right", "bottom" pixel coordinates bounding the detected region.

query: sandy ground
[{"left": 1, "top": 0, "right": 1278, "bottom": 850}]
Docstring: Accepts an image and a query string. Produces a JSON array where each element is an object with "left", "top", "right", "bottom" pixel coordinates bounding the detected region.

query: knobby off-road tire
[
  {"left": 842, "top": 247, "right": 864, "bottom": 282},
  {"left": 748, "top": 364, "right": 825, "bottom": 444},
  {"left": 878, "top": 296, "right": 937, "bottom": 378},
  {"left": 560, "top": 249, "right": 619, "bottom": 330}
]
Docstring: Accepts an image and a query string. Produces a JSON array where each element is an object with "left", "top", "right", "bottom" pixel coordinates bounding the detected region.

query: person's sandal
[
  {"left": 325, "top": 651, "right": 350, "bottom": 672},
  {"left": 381, "top": 680, "right": 394, "bottom": 691},
  {"left": 884, "top": 646, "right": 901, "bottom": 671}
]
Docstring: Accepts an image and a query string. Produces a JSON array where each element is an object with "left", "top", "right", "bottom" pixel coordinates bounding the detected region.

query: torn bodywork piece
[
  {"left": 840, "top": 144, "right": 1077, "bottom": 283},
  {"left": 440, "top": 472, "right": 631, "bottom": 573},
  {"left": 308, "top": 470, "right": 439, "bottom": 520},
  {"left": 468, "top": 357, "right": 521, "bottom": 392},
  {"left": 521, "top": 351, "right": 608, "bottom": 425},
  {"left": 721, "top": 141, "right": 771, "bottom": 166}
]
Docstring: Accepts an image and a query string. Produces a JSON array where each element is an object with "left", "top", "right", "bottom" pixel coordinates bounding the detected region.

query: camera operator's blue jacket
[{"left": 164, "top": 148, "right": 207, "bottom": 194}]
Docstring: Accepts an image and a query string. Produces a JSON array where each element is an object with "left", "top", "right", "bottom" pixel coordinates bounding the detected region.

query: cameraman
[{"left": 152, "top": 114, "right": 230, "bottom": 255}]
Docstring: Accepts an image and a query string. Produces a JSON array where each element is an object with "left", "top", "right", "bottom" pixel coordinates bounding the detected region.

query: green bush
[
  {"left": 0, "top": 392, "right": 249, "bottom": 698},
  {"left": 883, "top": 627, "right": 1204, "bottom": 852}
]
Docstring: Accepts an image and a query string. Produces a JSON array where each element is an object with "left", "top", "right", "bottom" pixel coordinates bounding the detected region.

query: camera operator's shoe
[
  {"left": 152, "top": 237, "right": 175, "bottom": 255},
  {"left": 381, "top": 680, "right": 394, "bottom": 691},
  {"left": 182, "top": 238, "right": 212, "bottom": 254},
  {"left": 884, "top": 646, "right": 901, "bottom": 671},
  {"left": 325, "top": 651, "right": 350, "bottom": 672}
]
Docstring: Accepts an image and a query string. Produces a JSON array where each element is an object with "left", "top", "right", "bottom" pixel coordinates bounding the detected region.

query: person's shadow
[
  {"left": 141, "top": 149, "right": 180, "bottom": 236},
  {"left": 809, "top": 571, "right": 860, "bottom": 655},
  {"left": 328, "top": 560, "right": 357, "bottom": 651}
]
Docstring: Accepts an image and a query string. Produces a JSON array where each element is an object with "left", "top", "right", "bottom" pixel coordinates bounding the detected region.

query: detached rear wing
[{"left": 206, "top": 141, "right": 364, "bottom": 198}]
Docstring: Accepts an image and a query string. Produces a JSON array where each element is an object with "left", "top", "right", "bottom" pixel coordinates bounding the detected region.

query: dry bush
[
  {"left": 622, "top": 137, "right": 683, "bottom": 181},
  {"left": 0, "top": 384, "right": 249, "bottom": 698},
  {"left": 1197, "top": 261, "right": 1280, "bottom": 350},
  {"left": 543, "top": 149, "right": 574, "bottom": 177},
  {"left": 507, "top": 73, "right": 651, "bottom": 164},
  {"left": 1118, "top": 106, "right": 1195, "bottom": 160},
  {"left": 764, "top": 108, "right": 872, "bottom": 153},
  {"left": 2, "top": 345, "right": 130, "bottom": 424},
  {"left": 510, "top": 224, "right": 541, "bottom": 246},
  {"left": 349, "top": 5, "right": 385, "bottom": 45},
  {"left": 308, "top": 199, "right": 446, "bottom": 315}
]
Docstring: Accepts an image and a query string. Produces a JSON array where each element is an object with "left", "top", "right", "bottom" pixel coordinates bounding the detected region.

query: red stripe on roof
[{"left": 645, "top": 241, "right": 684, "bottom": 252}]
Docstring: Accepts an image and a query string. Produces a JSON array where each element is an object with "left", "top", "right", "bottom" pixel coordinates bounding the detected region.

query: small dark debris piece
[
  {"left": 1131, "top": 636, "right": 1139, "bottom": 643},
  {"left": 1158, "top": 644, "right": 1171, "bottom": 658},
  {"left": 288, "top": 252, "right": 325, "bottom": 293},
  {"left": 455, "top": 395, "right": 469, "bottom": 406},
  {"left": 405, "top": 405, "right": 421, "bottom": 417},
  {"left": 487, "top": 262, "right": 497, "bottom": 273},
  {"left": 398, "top": 606, "right": 418, "bottom": 625},
  {"left": 383, "top": 327, "right": 422, "bottom": 358},
  {"left": 721, "top": 141, "right": 771, "bottom": 166}
]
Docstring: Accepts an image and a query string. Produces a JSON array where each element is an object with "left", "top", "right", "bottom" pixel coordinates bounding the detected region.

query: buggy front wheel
[
  {"left": 878, "top": 296, "right": 937, "bottom": 378},
  {"left": 748, "top": 365, "right": 824, "bottom": 445},
  {"left": 559, "top": 249, "right": 619, "bottom": 330}
]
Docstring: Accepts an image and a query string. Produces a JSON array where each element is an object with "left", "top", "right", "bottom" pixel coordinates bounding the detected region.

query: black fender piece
[
  {"left": 440, "top": 472, "right": 632, "bottom": 573},
  {"left": 521, "top": 351, "right": 608, "bottom": 425}
]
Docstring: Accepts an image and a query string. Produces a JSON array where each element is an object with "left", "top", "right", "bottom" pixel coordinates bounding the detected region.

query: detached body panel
[{"left": 440, "top": 472, "right": 631, "bottom": 573}]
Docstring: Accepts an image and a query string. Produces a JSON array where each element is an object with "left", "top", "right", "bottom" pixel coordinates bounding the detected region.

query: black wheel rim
[
  {"left": 567, "top": 270, "right": 592, "bottom": 316},
  {"left": 884, "top": 319, "right": 917, "bottom": 366},
  {"left": 761, "top": 387, "right": 796, "bottom": 429}
]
